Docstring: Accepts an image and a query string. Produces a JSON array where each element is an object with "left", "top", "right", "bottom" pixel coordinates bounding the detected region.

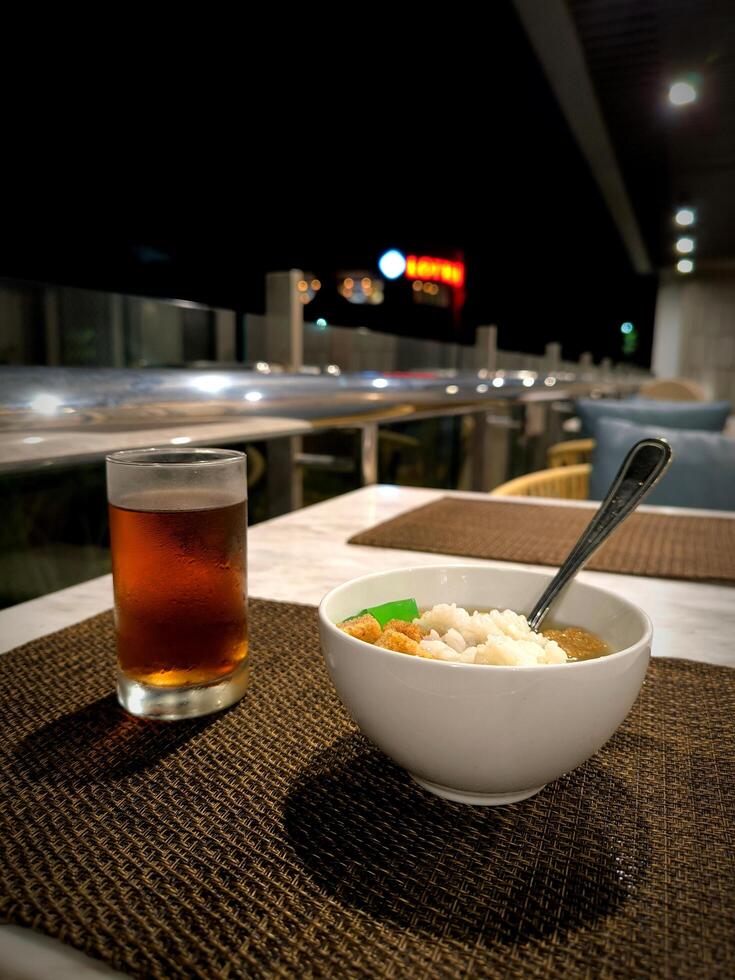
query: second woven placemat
[
  {"left": 348, "top": 496, "right": 735, "bottom": 583},
  {"left": 1, "top": 600, "right": 734, "bottom": 978}
]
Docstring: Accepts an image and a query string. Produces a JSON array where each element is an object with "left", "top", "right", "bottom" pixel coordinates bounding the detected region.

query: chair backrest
[
  {"left": 590, "top": 418, "right": 735, "bottom": 510},
  {"left": 638, "top": 378, "right": 708, "bottom": 401},
  {"left": 491, "top": 464, "right": 590, "bottom": 500},
  {"left": 547, "top": 438, "right": 596, "bottom": 468},
  {"left": 576, "top": 397, "right": 731, "bottom": 439}
]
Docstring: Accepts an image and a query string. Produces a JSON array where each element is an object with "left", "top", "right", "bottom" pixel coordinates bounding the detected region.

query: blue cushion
[
  {"left": 590, "top": 418, "right": 735, "bottom": 511},
  {"left": 576, "top": 398, "right": 731, "bottom": 439}
]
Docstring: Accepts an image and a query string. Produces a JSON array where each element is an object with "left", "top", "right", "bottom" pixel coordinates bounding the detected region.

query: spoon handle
[{"left": 526, "top": 438, "right": 673, "bottom": 632}]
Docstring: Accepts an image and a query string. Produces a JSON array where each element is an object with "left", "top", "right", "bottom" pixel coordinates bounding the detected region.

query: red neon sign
[{"left": 405, "top": 255, "right": 465, "bottom": 288}]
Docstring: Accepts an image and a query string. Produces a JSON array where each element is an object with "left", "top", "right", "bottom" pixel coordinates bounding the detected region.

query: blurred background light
[
  {"left": 372, "top": 378, "right": 388, "bottom": 388},
  {"left": 675, "top": 208, "right": 695, "bottom": 227},
  {"left": 378, "top": 250, "right": 407, "bottom": 280},
  {"left": 676, "top": 237, "right": 695, "bottom": 254},
  {"left": 668, "top": 80, "right": 697, "bottom": 106},
  {"left": 620, "top": 321, "right": 634, "bottom": 334},
  {"left": 244, "top": 391, "right": 263, "bottom": 402},
  {"left": 192, "top": 375, "right": 229, "bottom": 394},
  {"left": 30, "top": 394, "right": 62, "bottom": 415},
  {"left": 677, "top": 258, "right": 694, "bottom": 274}
]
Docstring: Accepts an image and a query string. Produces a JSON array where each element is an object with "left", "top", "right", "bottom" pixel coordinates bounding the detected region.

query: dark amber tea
[
  {"left": 106, "top": 448, "right": 249, "bottom": 720},
  {"left": 109, "top": 490, "right": 247, "bottom": 687}
]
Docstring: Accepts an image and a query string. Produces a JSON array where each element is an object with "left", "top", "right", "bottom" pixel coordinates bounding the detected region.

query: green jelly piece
[{"left": 350, "top": 598, "right": 419, "bottom": 629}]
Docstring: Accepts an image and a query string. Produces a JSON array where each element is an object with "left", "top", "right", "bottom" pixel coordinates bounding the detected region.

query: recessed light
[
  {"left": 676, "top": 237, "right": 695, "bottom": 254},
  {"left": 677, "top": 259, "right": 694, "bottom": 274},
  {"left": 675, "top": 208, "right": 695, "bottom": 227}
]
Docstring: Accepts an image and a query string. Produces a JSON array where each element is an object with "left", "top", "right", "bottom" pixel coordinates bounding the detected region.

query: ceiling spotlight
[
  {"left": 675, "top": 208, "right": 695, "bottom": 227},
  {"left": 668, "top": 81, "right": 697, "bottom": 106},
  {"left": 676, "top": 259, "right": 694, "bottom": 274},
  {"left": 676, "top": 237, "right": 695, "bottom": 254}
]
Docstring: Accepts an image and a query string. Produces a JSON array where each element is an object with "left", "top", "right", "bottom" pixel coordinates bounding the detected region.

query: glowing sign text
[{"left": 405, "top": 255, "right": 465, "bottom": 288}]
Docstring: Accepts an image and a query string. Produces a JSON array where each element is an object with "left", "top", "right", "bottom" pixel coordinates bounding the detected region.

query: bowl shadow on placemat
[
  {"left": 14, "top": 694, "right": 218, "bottom": 785},
  {"left": 284, "top": 734, "right": 651, "bottom": 950}
]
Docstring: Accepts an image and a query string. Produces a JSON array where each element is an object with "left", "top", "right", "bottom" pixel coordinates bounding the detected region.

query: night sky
[{"left": 0, "top": 5, "right": 657, "bottom": 366}]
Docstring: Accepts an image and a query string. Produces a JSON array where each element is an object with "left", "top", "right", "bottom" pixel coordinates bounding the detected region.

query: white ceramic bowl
[{"left": 319, "top": 564, "right": 651, "bottom": 806}]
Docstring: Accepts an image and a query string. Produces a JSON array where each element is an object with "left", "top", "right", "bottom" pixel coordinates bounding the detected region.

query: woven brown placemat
[
  {"left": 348, "top": 497, "right": 735, "bottom": 583},
  {"left": 1, "top": 601, "right": 734, "bottom": 978}
]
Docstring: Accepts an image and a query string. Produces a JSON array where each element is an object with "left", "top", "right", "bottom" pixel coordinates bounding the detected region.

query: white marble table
[{"left": 2, "top": 485, "right": 734, "bottom": 978}]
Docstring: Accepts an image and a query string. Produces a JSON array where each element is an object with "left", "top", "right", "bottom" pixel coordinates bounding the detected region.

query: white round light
[
  {"left": 668, "top": 81, "right": 697, "bottom": 106},
  {"left": 677, "top": 258, "right": 694, "bottom": 274},
  {"left": 675, "top": 208, "right": 695, "bottom": 227},
  {"left": 378, "top": 249, "right": 407, "bottom": 280},
  {"left": 522, "top": 377, "right": 534, "bottom": 387},
  {"left": 192, "top": 375, "right": 229, "bottom": 394},
  {"left": 445, "top": 385, "right": 459, "bottom": 395},
  {"left": 676, "top": 237, "right": 695, "bottom": 254},
  {"left": 492, "top": 378, "right": 504, "bottom": 388},
  {"left": 544, "top": 377, "right": 556, "bottom": 387},
  {"left": 30, "top": 393, "right": 62, "bottom": 415},
  {"left": 244, "top": 391, "right": 263, "bottom": 402},
  {"left": 372, "top": 378, "right": 389, "bottom": 388},
  {"left": 476, "top": 383, "right": 489, "bottom": 393}
]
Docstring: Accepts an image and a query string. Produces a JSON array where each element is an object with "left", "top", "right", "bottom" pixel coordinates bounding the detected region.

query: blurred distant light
[
  {"left": 620, "top": 322, "right": 634, "bottom": 334},
  {"left": 30, "top": 393, "right": 63, "bottom": 415},
  {"left": 492, "top": 377, "right": 504, "bottom": 388},
  {"left": 311, "top": 279, "right": 321, "bottom": 290},
  {"left": 412, "top": 280, "right": 423, "bottom": 292},
  {"left": 170, "top": 436, "right": 191, "bottom": 444},
  {"left": 675, "top": 208, "right": 695, "bottom": 227},
  {"left": 344, "top": 277, "right": 354, "bottom": 289},
  {"left": 522, "top": 377, "right": 534, "bottom": 387},
  {"left": 544, "top": 377, "right": 557, "bottom": 387},
  {"left": 22, "top": 436, "right": 44, "bottom": 444},
  {"left": 326, "top": 364, "right": 341, "bottom": 375},
  {"left": 255, "top": 361, "right": 271, "bottom": 373},
  {"left": 297, "top": 279, "right": 308, "bottom": 292},
  {"left": 244, "top": 391, "right": 263, "bottom": 402},
  {"left": 677, "top": 258, "right": 694, "bottom": 274},
  {"left": 378, "top": 249, "right": 406, "bottom": 280},
  {"left": 445, "top": 385, "right": 459, "bottom": 394},
  {"left": 668, "top": 80, "right": 697, "bottom": 106},
  {"left": 361, "top": 277, "right": 372, "bottom": 289},
  {"left": 476, "top": 383, "right": 489, "bottom": 393},
  {"left": 676, "top": 237, "right": 695, "bottom": 254},
  {"left": 316, "top": 318, "right": 328, "bottom": 329},
  {"left": 372, "top": 378, "right": 389, "bottom": 388},
  {"left": 192, "top": 375, "right": 229, "bottom": 394}
]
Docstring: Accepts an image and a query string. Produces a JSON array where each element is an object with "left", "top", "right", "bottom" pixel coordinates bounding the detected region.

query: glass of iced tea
[{"left": 106, "top": 448, "right": 248, "bottom": 720}]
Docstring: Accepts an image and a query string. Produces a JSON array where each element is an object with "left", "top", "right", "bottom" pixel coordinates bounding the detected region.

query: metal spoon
[{"left": 527, "top": 438, "right": 673, "bottom": 632}]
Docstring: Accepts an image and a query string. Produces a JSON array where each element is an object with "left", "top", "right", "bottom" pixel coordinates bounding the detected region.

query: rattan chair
[
  {"left": 638, "top": 378, "right": 707, "bottom": 401},
  {"left": 491, "top": 464, "right": 590, "bottom": 500},
  {"left": 546, "top": 438, "right": 596, "bottom": 468}
]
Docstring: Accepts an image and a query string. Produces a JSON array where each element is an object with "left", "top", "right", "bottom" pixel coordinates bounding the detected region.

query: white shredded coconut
[{"left": 413, "top": 604, "right": 569, "bottom": 666}]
